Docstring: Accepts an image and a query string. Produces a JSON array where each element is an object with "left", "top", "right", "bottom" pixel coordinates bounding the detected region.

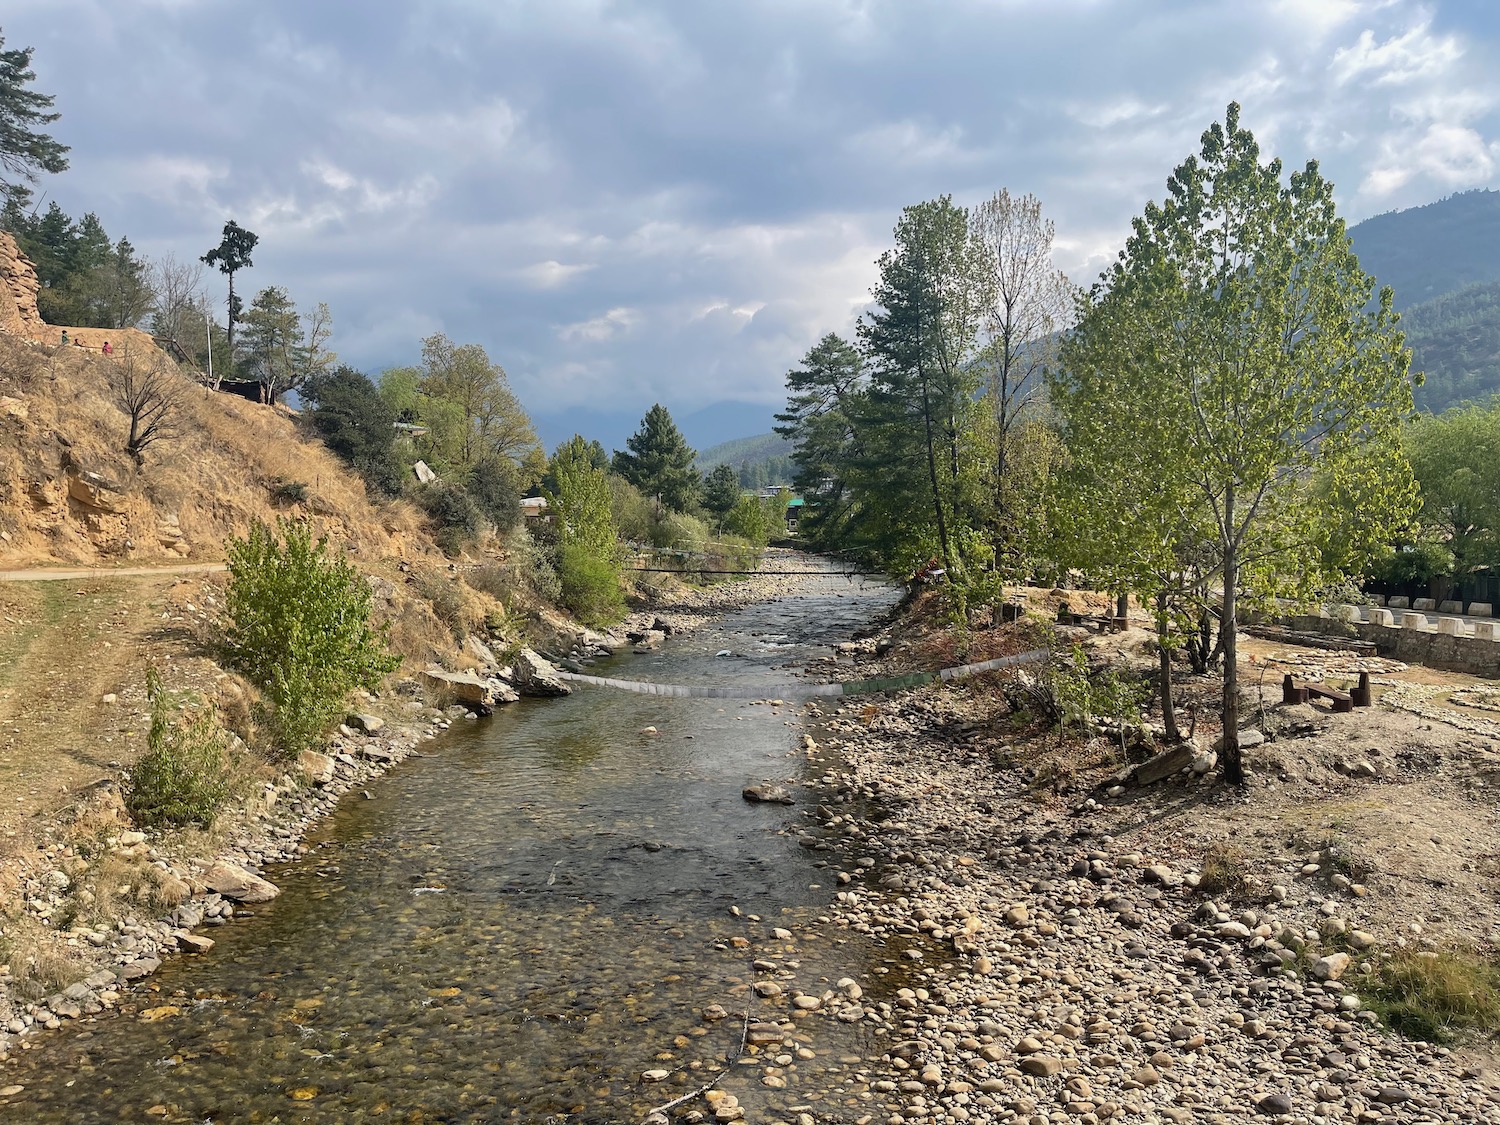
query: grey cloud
[{"left": 7, "top": 0, "right": 1500, "bottom": 425}]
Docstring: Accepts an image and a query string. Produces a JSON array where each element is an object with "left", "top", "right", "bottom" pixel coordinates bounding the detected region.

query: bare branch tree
[
  {"left": 112, "top": 350, "right": 183, "bottom": 463},
  {"left": 146, "top": 253, "right": 207, "bottom": 372}
]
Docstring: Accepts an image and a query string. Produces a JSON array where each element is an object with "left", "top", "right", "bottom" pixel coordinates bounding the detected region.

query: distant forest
[{"left": 696, "top": 431, "right": 795, "bottom": 488}]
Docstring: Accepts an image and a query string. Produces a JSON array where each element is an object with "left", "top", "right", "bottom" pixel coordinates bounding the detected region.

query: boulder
[
  {"left": 513, "top": 648, "right": 572, "bottom": 697},
  {"left": 742, "top": 785, "right": 794, "bottom": 805},
  {"left": 66, "top": 469, "right": 125, "bottom": 513},
  {"left": 202, "top": 860, "right": 281, "bottom": 904},
  {"left": 421, "top": 666, "right": 520, "bottom": 710},
  {"left": 297, "top": 750, "right": 335, "bottom": 785},
  {"left": 346, "top": 712, "right": 384, "bottom": 735}
]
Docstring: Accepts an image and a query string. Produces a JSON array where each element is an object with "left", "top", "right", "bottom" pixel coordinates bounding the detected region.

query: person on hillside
[
  {"left": 102, "top": 340, "right": 112, "bottom": 356},
  {"left": 59, "top": 330, "right": 68, "bottom": 346}
]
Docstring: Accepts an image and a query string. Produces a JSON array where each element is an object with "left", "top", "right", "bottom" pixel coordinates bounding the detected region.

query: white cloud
[
  {"left": 560, "top": 307, "right": 639, "bottom": 343},
  {"left": 1331, "top": 20, "right": 1463, "bottom": 86}
]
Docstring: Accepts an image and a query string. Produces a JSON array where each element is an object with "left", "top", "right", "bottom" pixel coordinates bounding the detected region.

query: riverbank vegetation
[{"left": 776, "top": 104, "right": 1431, "bottom": 782}]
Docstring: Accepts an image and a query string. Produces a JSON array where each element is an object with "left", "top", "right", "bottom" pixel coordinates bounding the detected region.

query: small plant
[
  {"left": 1014, "top": 644, "right": 1148, "bottom": 731},
  {"left": 125, "top": 668, "right": 233, "bottom": 828},
  {"left": 224, "top": 519, "right": 399, "bottom": 757},
  {"left": 269, "top": 478, "right": 309, "bottom": 506},
  {"left": 557, "top": 542, "right": 624, "bottom": 625},
  {"left": 1196, "top": 843, "right": 1259, "bottom": 902},
  {"left": 1368, "top": 947, "right": 1500, "bottom": 1042}
]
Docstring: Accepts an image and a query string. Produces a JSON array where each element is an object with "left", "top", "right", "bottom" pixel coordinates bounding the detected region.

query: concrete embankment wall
[{"left": 1281, "top": 612, "right": 1500, "bottom": 677}]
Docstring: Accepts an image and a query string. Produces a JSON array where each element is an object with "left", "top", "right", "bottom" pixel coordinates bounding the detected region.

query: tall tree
[
  {"left": 547, "top": 434, "right": 624, "bottom": 625},
  {"left": 201, "top": 219, "right": 258, "bottom": 360},
  {"left": 1405, "top": 405, "right": 1500, "bottom": 583},
  {"left": 702, "top": 463, "right": 742, "bottom": 530},
  {"left": 613, "top": 404, "right": 698, "bottom": 518},
  {"left": 386, "top": 333, "right": 540, "bottom": 479},
  {"left": 971, "top": 189, "right": 1075, "bottom": 577},
  {"left": 302, "top": 365, "right": 403, "bottom": 497},
  {"left": 147, "top": 253, "right": 207, "bottom": 364},
  {"left": 858, "top": 196, "right": 988, "bottom": 574},
  {"left": 237, "top": 286, "right": 335, "bottom": 404},
  {"left": 0, "top": 32, "right": 69, "bottom": 194},
  {"left": 774, "top": 333, "right": 867, "bottom": 548},
  {"left": 1055, "top": 104, "right": 1418, "bottom": 784}
]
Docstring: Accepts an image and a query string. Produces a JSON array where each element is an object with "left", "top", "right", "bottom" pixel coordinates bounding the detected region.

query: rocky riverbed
[{"left": 695, "top": 678, "right": 1500, "bottom": 1125}]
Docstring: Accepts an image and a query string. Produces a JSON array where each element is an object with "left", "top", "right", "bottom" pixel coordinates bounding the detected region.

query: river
[{"left": 3, "top": 570, "right": 905, "bottom": 1123}]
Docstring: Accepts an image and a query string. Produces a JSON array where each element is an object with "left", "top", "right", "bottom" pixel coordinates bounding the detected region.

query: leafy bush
[
  {"left": 413, "top": 480, "right": 483, "bottom": 555},
  {"left": 269, "top": 478, "right": 309, "bottom": 506},
  {"left": 557, "top": 542, "right": 625, "bottom": 625},
  {"left": 224, "top": 519, "right": 399, "bottom": 757},
  {"left": 125, "top": 668, "right": 233, "bottom": 829},
  {"left": 609, "top": 476, "right": 654, "bottom": 544},
  {"left": 466, "top": 457, "right": 524, "bottom": 531}
]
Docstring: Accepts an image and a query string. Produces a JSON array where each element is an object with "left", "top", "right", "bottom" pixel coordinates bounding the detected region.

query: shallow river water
[{"left": 6, "top": 572, "right": 906, "bottom": 1123}]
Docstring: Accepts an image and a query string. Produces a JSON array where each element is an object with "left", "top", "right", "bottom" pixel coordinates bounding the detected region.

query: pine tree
[{"left": 612, "top": 404, "right": 698, "bottom": 518}]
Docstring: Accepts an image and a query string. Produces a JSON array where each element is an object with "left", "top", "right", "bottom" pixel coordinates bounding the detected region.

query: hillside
[
  {"left": 1401, "top": 280, "right": 1500, "bottom": 413},
  {"left": 1346, "top": 191, "right": 1500, "bottom": 412},
  {"left": 1350, "top": 189, "right": 1500, "bottom": 309},
  {"left": 696, "top": 430, "right": 791, "bottom": 469}
]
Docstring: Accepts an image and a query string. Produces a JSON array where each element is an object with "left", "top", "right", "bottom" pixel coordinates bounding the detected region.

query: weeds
[
  {"left": 125, "top": 668, "right": 234, "bottom": 829},
  {"left": 1195, "top": 843, "right": 1260, "bottom": 903},
  {"left": 1368, "top": 947, "right": 1500, "bottom": 1042}
]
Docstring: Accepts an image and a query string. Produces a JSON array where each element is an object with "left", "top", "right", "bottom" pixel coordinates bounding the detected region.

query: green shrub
[
  {"left": 557, "top": 542, "right": 625, "bottom": 625},
  {"left": 125, "top": 668, "right": 233, "bottom": 829},
  {"left": 224, "top": 519, "right": 399, "bottom": 758},
  {"left": 413, "top": 481, "right": 483, "bottom": 555},
  {"left": 1370, "top": 947, "right": 1500, "bottom": 1042},
  {"left": 269, "top": 478, "right": 309, "bottom": 506}
]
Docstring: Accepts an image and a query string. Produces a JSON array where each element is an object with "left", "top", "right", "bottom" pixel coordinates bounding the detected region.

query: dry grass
[
  {"left": 0, "top": 915, "right": 89, "bottom": 1000},
  {"left": 1196, "top": 842, "right": 1261, "bottom": 903}
]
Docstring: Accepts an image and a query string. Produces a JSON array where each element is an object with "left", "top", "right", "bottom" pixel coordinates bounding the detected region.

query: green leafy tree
[
  {"left": 702, "top": 463, "right": 741, "bottom": 529},
  {"left": 612, "top": 403, "right": 698, "bottom": 518},
  {"left": 301, "top": 365, "right": 404, "bottom": 496},
  {"left": 125, "top": 668, "right": 233, "bottom": 829},
  {"left": 1053, "top": 103, "right": 1418, "bottom": 783},
  {"left": 237, "top": 285, "right": 335, "bottom": 404},
  {"left": 546, "top": 434, "right": 623, "bottom": 624},
  {"left": 201, "top": 219, "right": 258, "bottom": 360},
  {"left": 0, "top": 31, "right": 69, "bottom": 194},
  {"left": 384, "top": 334, "right": 541, "bottom": 479},
  {"left": 1405, "top": 404, "right": 1500, "bottom": 580},
  {"left": 223, "top": 520, "right": 398, "bottom": 756}
]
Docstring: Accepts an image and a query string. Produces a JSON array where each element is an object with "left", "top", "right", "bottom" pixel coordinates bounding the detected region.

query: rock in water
[
  {"left": 202, "top": 860, "right": 281, "bottom": 904},
  {"left": 514, "top": 648, "right": 572, "bottom": 697},
  {"left": 742, "top": 785, "right": 794, "bottom": 805}
]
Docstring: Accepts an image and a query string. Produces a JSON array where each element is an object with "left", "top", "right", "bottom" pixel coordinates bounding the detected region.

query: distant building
[{"left": 520, "top": 496, "right": 549, "bottom": 518}]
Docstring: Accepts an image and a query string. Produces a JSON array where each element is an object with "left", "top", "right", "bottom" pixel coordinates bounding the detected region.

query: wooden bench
[{"left": 1283, "top": 672, "right": 1371, "bottom": 712}]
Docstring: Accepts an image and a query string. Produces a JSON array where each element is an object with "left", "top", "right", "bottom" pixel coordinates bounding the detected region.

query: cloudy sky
[{"left": 7, "top": 0, "right": 1500, "bottom": 448}]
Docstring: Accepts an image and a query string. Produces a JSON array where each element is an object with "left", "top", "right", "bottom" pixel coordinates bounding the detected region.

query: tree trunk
[
  {"left": 226, "top": 271, "right": 236, "bottom": 360},
  {"left": 917, "top": 367, "right": 952, "bottom": 573},
  {"left": 1155, "top": 590, "right": 1182, "bottom": 741},
  {"left": 1220, "top": 551, "right": 1244, "bottom": 786}
]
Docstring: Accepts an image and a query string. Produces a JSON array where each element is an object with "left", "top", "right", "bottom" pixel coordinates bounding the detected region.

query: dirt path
[
  {"left": 0, "top": 573, "right": 220, "bottom": 843},
  {"left": 0, "top": 563, "right": 225, "bottom": 583}
]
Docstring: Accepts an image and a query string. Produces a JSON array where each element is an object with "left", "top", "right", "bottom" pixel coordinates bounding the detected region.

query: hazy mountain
[{"left": 1349, "top": 191, "right": 1500, "bottom": 413}]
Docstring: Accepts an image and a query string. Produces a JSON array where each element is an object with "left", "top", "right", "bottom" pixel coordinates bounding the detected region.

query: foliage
[
  {"left": 1369, "top": 946, "right": 1500, "bottom": 1043},
  {"left": 1404, "top": 404, "right": 1500, "bottom": 577},
  {"left": 702, "top": 463, "right": 741, "bottom": 528},
  {"left": 223, "top": 520, "right": 398, "bottom": 757},
  {"left": 201, "top": 219, "right": 258, "bottom": 358},
  {"left": 1051, "top": 103, "right": 1418, "bottom": 783},
  {"left": 556, "top": 543, "right": 624, "bottom": 626},
  {"left": 467, "top": 456, "right": 524, "bottom": 531},
  {"left": 382, "top": 333, "right": 541, "bottom": 480},
  {"left": 609, "top": 475, "right": 654, "bottom": 544},
  {"left": 2, "top": 200, "right": 150, "bottom": 327},
  {"left": 125, "top": 668, "right": 232, "bottom": 829},
  {"left": 237, "top": 285, "right": 335, "bottom": 404},
  {"left": 856, "top": 196, "right": 988, "bottom": 575},
  {"left": 613, "top": 403, "right": 699, "bottom": 517},
  {"left": 413, "top": 481, "right": 483, "bottom": 556},
  {"left": 301, "top": 365, "right": 404, "bottom": 496},
  {"left": 546, "top": 434, "right": 623, "bottom": 623},
  {"left": 1046, "top": 645, "right": 1146, "bottom": 730},
  {"left": 0, "top": 31, "right": 69, "bottom": 191}
]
